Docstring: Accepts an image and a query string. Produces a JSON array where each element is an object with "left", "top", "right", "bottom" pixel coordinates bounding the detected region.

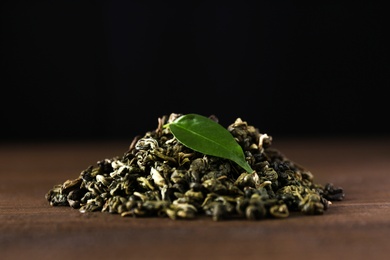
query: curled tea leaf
[{"left": 165, "top": 114, "right": 254, "bottom": 173}]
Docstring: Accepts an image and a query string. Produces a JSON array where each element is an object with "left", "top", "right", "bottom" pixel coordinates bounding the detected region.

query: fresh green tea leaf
[{"left": 166, "top": 114, "right": 254, "bottom": 173}]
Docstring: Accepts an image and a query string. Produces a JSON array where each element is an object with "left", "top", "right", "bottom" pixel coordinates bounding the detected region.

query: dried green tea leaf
[
  {"left": 46, "top": 112, "right": 345, "bottom": 221},
  {"left": 166, "top": 114, "right": 254, "bottom": 173}
]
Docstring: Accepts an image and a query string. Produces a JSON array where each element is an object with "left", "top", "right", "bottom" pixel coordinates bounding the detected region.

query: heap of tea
[{"left": 46, "top": 113, "right": 345, "bottom": 221}]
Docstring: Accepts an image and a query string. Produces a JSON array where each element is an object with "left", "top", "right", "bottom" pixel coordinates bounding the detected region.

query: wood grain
[{"left": 1, "top": 138, "right": 389, "bottom": 260}]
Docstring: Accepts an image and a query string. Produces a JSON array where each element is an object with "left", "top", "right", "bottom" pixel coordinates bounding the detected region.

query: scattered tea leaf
[{"left": 46, "top": 113, "right": 345, "bottom": 221}]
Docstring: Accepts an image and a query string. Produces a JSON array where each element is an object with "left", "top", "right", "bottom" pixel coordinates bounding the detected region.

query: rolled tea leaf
[{"left": 166, "top": 114, "right": 254, "bottom": 173}]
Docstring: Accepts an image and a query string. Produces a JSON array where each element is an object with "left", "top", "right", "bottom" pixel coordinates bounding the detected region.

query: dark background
[{"left": 1, "top": 1, "right": 388, "bottom": 143}]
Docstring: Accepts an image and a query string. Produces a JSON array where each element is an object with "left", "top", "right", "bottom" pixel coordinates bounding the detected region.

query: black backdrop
[{"left": 1, "top": 1, "right": 388, "bottom": 142}]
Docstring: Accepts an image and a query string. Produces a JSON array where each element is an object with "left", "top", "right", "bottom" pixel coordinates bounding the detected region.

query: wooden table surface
[{"left": 1, "top": 137, "right": 389, "bottom": 260}]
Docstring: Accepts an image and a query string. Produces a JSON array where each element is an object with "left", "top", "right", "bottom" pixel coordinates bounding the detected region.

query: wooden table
[{"left": 1, "top": 137, "right": 389, "bottom": 260}]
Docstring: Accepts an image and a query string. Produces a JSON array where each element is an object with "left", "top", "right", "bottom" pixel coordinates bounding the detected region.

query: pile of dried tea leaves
[{"left": 46, "top": 113, "right": 345, "bottom": 221}]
